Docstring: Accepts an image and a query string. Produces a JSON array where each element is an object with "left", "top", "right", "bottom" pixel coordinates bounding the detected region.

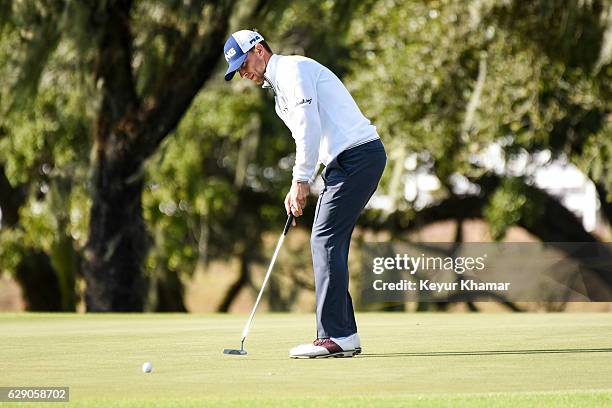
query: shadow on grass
[{"left": 359, "top": 347, "right": 612, "bottom": 358}]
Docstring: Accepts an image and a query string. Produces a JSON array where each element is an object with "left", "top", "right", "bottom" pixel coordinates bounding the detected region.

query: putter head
[{"left": 223, "top": 348, "right": 247, "bottom": 356}]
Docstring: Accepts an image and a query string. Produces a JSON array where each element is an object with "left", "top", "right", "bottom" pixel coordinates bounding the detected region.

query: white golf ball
[{"left": 142, "top": 361, "right": 152, "bottom": 373}]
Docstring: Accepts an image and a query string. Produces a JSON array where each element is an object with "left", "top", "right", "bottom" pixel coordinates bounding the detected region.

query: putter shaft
[{"left": 224, "top": 214, "right": 294, "bottom": 356}]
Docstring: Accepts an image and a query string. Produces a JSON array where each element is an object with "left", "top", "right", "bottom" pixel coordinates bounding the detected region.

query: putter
[{"left": 223, "top": 213, "right": 295, "bottom": 356}]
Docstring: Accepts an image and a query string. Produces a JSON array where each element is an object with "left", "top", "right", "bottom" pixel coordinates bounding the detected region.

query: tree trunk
[
  {"left": 15, "top": 250, "right": 62, "bottom": 311},
  {"left": 84, "top": 155, "right": 149, "bottom": 311},
  {"left": 217, "top": 250, "right": 251, "bottom": 313},
  {"left": 81, "top": 0, "right": 143, "bottom": 311},
  {"left": 80, "top": 0, "right": 235, "bottom": 311},
  {"left": 1, "top": 165, "right": 70, "bottom": 310},
  {"left": 155, "top": 269, "right": 187, "bottom": 312}
]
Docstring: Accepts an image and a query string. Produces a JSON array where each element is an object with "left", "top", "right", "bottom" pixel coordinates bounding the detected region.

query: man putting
[{"left": 224, "top": 30, "right": 386, "bottom": 358}]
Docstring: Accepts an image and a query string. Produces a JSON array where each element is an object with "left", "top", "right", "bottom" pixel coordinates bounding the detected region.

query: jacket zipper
[{"left": 264, "top": 74, "right": 288, "bottom": 115}]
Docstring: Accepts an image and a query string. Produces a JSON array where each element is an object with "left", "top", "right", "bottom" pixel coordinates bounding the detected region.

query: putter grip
[{"left": 283, "top": 213, "right": 294, "bottom": 235}]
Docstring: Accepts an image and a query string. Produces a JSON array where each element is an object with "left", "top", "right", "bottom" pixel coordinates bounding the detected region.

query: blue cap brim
[{"left": 224, "top": 54, "right": 248, "bottom": 81}]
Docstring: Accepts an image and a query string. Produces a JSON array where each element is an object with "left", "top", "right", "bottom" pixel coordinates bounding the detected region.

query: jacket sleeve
[{"left": 289, "top": 75, "right": 321, "bottom": 183}]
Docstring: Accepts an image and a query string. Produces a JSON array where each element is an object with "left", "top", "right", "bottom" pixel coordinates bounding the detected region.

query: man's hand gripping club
[{"left": 285, "top": 181, "right": 310, "bottom": 226}]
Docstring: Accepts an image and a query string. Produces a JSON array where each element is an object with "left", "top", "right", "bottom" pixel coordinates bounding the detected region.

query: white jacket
[{"left": 263, "top": 54, "right": 380, "bottom": 183}]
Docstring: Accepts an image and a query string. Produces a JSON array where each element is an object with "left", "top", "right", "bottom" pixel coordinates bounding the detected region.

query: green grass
[{"left": 0, "top": 313, "right": 611, "bottom": 407}]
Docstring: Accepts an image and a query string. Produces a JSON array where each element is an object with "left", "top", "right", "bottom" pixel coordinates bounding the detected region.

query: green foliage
[
  {"left": 0, "top": 0, "right": 610, "bottom": 311},
  {"left": 490, "top": 0, "right": 610, "bottom": 72},
  {"left": 347, "top": 0, "right": 610, "bottom": 228},
  {"left": 575, "top": 122, "right": 612, "bottom": 193},
  {"left": 0, "top": 228, "right": 25, "bottom": 274},
  {"left": 0, "top": 7, "right": 92, "bottom": 301},
  {"left": 484, "top": 177, "right": 544, "bottom": 240},
  {"left": 144, "top": 83, "right": 264, "bottom": 276},
  {"left": 141, "top": 0, "right": 368, "bottom": 282},
  {"left": 0, "top": 86, "right": 90, "bottom": 183},
  {"left": 131, "top": 0, "right": 208, "bottom": 98},
  {"left": 347, "top": 0, "right": 496, "bottom": 187}
]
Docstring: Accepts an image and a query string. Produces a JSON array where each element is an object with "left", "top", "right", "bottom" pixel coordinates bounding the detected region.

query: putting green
[{"left": 0, "top": 313, "right": 611, "bottom": 407}]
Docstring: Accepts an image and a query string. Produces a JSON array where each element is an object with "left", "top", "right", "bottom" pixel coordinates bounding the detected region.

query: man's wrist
[{"left": 293, "top": 180, "right": 310, "bottom": 185}]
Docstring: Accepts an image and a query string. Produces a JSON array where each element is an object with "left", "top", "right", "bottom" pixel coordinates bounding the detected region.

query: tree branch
[
  {"left": 136, "top": 0, "right": 236, "bottom": 160},
  {"left": 94, "top": 0, "right": 139, "bottom": 151}
]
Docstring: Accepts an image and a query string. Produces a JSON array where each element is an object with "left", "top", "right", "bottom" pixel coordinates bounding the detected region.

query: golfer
[{"left": 224, "top": 30, "right": 386, "bottom": 358}]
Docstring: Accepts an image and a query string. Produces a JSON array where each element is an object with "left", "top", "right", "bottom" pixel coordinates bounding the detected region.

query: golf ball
[{"left": 142, "top": 362, "right": 152, "bottom": 373}]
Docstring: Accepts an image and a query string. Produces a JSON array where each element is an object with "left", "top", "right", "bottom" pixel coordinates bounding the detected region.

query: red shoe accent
[{"left": 313, "top": 338, "right": 342, "bottom": 354}]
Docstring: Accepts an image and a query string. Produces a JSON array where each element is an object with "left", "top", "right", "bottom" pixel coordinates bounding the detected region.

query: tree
[
  {"left": 347, "top": 0, "right": 610, "bottom": 234},
  {"left": 0, "top": 0, "right": 238, "bottom": 311},
  {"left": 76, "top": 0, "right": 236, "bottom": 311},
  {"left": 0, "top": 1, "right": 92, "bottom": 310},
  {"left": 1, "top": 0, "right": 354, "bottom": 312},
  {"left": 346, "top": 0, "right": 611, "bottom": 310}
]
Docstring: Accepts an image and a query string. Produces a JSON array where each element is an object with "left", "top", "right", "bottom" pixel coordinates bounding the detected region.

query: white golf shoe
[
  {"left": 289, "top": 333, "right": 361, "bottom": 358},
  {"left": 335, "top": 332, "right": 362, "bottom": 354}
]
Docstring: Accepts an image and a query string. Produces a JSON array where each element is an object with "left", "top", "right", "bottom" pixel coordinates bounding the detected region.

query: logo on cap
[{"left": 225, "top": 47, "right": 236, "bottom": 61}]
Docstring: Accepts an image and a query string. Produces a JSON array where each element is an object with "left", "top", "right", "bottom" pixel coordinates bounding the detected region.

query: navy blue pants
[{"left": 311, "top": 139, "right": 386, "bottom": 338}]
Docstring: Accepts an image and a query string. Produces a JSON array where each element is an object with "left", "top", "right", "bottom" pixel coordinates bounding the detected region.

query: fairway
[{"left": 0, "top": 313, "right": 611, "bottom": 407}]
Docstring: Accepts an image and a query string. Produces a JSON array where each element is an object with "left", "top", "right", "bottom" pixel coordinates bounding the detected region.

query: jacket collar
[{"left": 262, "top": 54, "right": 280, "bottom": 93}]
